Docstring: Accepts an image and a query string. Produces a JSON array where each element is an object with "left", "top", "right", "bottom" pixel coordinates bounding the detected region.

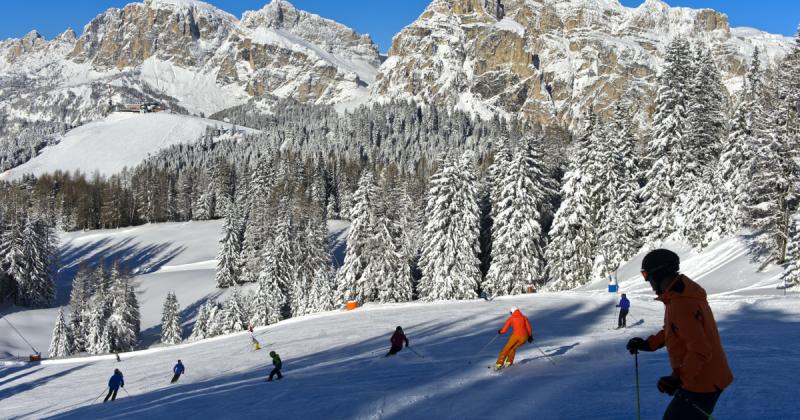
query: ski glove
[
  {"left": 527, "top": 336, "right": 533, "bottom": 344},
  {"left": 657, "top": 375, "right": 681, "bottom": 396},
  {"left": 498, "top": 330, "right": 503, "bottom": 335},
  {"left": 626, "top": 337, "right": 652, "bottom": 354}
]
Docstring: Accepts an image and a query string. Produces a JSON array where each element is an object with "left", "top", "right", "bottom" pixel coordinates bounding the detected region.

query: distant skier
[
  {"left": 626, "top": 249, "right": 733, "bottom": 419},
  {"left": 267, "top": 351, "right": 283, "bottom": 382},
  {"left": 385, "top": 326, "right": 409, "bottom": 357},
  {"left": 616, "top": 293, "right": 630, "bottom": 328},
  {"left": 479, "top": 291, "right": 493, "bottom": 301},
  {"left": 251, "top": 335, "right": 261, "bottom": 351},
  {"left": 103, "top": 369, "right": 124, "bottom": 402},
  {"left": 495, "top": 307, "right": 533, "bottom": 370},
  {"left": 171, "top": 359, "right": 185, "bottom": 383}
]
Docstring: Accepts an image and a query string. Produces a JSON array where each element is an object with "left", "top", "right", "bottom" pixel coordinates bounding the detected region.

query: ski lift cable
[{"left": 2, "top": 317, "right": 40, "bottom": 355}]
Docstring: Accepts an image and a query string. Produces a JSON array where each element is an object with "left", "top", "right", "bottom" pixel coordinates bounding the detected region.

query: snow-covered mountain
[
  {"left": 372, "top": 0, "right": 794, "bottom": 128},
  {"left": 0, "top": 0, "right": 381, "bottom": 171}
]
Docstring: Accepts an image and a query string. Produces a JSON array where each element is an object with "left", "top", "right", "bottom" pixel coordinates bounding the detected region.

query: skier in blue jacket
[
  {"left": 104, "top": 369, "right": 124, "bottom": 402},
  {"left": 171, "top": 360, "right": 185, "bottom": 383},
  {"left": 616, "top": 294, "right": 630, "bottom": 328}
]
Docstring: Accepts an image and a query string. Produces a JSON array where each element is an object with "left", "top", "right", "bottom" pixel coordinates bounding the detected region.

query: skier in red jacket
[
  {"left": 385, "top": 326, "right": 409, "bottom": 357},
  {"left": 495, "top": 307, "right": 533, "bottom": 370}
]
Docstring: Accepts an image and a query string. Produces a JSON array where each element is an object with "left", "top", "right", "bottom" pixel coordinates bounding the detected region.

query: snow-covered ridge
[{"left": 0, "top": 112, "right": 258, "bottom": 181}]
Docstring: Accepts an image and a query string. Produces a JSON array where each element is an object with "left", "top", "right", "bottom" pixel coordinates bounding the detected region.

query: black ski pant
[
  {"left": 171, "top": 373, "right": 181, "bottom": 383},
  {"left": 618, "top": 309, "right": 629, "bottom": 328},
  {"left": 663, "top": 389, "right": 722, "bottom": 420},
  {"left": 268, "top": 367, "right": 283, "bottom": 381},
  {"left": 104, "top": 387, "right": 119, "bottom": 402},
  {"left": 385, "top": 346, "right": 402, "bottom": 357}
]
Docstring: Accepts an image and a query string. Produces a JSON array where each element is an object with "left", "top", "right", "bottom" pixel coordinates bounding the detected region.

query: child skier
[
  {"left": 385, "top": 326, "right": 409, "bottom": 357},
  {"left": 267, "top": 351, "right": 283, "bottom": 381},
  {"left": 171, "top": 360, "right": 184, "bottom": 383},
  {"left": 616, "top": 293, "right": 630, "bottom": 328},
  {"left": 251, "top": 335, "right": 261, "bottom": 351},
  {"left": 103, "top": 369, "right": 124, "bottom": 402},
  {"left": 495, "top": 307, "right": 533, "bottom": 370}
]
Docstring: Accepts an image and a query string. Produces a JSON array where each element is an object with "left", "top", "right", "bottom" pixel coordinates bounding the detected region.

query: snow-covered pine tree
[
  {"left": 48, "top": 308, "right": 73, "bottom": 358},
  {"left": 68, "top": 263, "right": 92, "bottom": 353},
  {"left": 640, "top": 37, "right": 694, "bottom": 244},
  {"left": 105, "top": 264, "right": 139, "bottom": 353},
  {"left": 219, "top": 287, "right": 248, "bottom": 334},
  {"left": 337, "top": 171, "right": 380, "bottom": 303},
  {"left": 308, "top": 266, "right": 337, "bottom": 312},
  {"left": 418, "top": 152, "right": 482, "bottom": 300},
  {"left": 216, "top": 208, "right": 243, "bottom": 288},
  {"left": 485, "top": 136, "right": 554, "bottom": 295},
  {"left": 679, "top": 46, "right": 730, "bottom": 247},
  {"left": 189, "top": 301, "right": 213, "bottom": 341},
  {"left": 600, "top": 102, "right": 641, "bottom": 271},
  {"left": 546, "top": 113, "right": 600, "bottom": 290},
  {"left": 250, "top": 272, "right": 286, "bottom": 327},
  {"left": 160, "top": 292, "right": 182, "bottom": 345},
  {"left": 240, "top": 157, "right": 275, "bottom": 283},
  {"left": 372, "top": 218, "right": 413, "bottom": 302},
  {"left": 86, "top": 303, "right": 110, "bottom": 355},
  {"left": 2, "top": 214, "right": 57, "bottom": 308},
  {"left": 781, "top": 215, "right": 800, "bottom": 287},
  {"left": 718, "top": 49, "right": 763, "bottom": 230},
  {"left": 741, "top": 49, "right": 794, "bottom": 263}
]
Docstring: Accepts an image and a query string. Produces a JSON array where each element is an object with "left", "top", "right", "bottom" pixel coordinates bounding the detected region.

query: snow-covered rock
[{"left": 372, "top": 0, "right": 794, "bottom": 129}]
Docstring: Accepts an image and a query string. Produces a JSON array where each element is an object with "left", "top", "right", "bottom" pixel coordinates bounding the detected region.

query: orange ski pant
[{"left": 496, "top": 335, "right": 527, "bottom": 365}]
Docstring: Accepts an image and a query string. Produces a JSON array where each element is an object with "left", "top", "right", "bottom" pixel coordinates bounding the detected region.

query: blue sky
[{"left": 1, "top": 0, "right": 797, "bottom": 53}]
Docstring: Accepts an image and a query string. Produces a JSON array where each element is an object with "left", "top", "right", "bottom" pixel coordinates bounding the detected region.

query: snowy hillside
[
  {"left": 0, "top": 227, "right": 798, "bottom": 418},
  {"left": 1, "top": 219, "right": 799, "bottom": 418},
  {"left": 0, "top": 220, "right": 350, "bottom": 358},
  {"left": 0, "top": 112, "right": 256, "bottom": 180}
]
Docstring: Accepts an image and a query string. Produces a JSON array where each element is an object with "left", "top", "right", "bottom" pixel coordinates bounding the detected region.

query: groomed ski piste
[{"left": 1, "top": 221, "right": 799, "bottom": 419}]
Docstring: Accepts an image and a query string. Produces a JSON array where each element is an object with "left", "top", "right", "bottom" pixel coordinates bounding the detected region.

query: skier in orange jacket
[{"left": 495, "top": 307, "right": 533, "bottom": 370}]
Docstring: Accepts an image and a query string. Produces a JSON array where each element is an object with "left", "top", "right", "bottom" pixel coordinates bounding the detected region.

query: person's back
[
  {"left": 174, "top": 361, "right": 184, "bottom": 375},
  {"left": 495, "top": 307, "right": 533, "bottom": 369},
  {"left": 109, "top": 370, "right": 124, "bottom": 389},
  {"left": 267, "top": 351, "right": 283, "bottom": 381},
  {"left": 619, "top": 296, "right": 630, "bottom": 310},
  {"left": 386, "top": 326, "right": 409, "bottom": 357}
]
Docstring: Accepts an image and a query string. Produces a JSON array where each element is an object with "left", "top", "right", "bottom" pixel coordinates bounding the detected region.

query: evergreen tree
[
  {"left": 598, "top": 102, "right": 641, "bottom": 273},
  {"left": 86, "top": 304, "right": 110, "bottom": 355},
  {"left": 250, "top": 274, "right": 286, "bottom": 327},
  {"left": 48, "top": 308, "right": 73, "bottom": 358},
  {"left": 337, "top": 172, "right": 381, "bottom": 303},
  {"left": 640, "top": 37, "right": 694, "bottom": 243},
  {"left": 105, "top": 266, "right": 139, "bottom": 353},
  {"left": 160, "top": 292, "right": 182, "bottom": 345},
  {"left": 546, "top": 114, "right": 599, "bottom": 290},
  {"left": 418, "top": 153, "right": 482, "bottom": 300},
  {"left": 189, "top": 301, "right": 213, "bottom": 341},
  {"left": 781, "top": 216, "right": 800, "bottom": 287},
  {"left": 485, "top": 136, "right": 554, "bottom": 295},
  {"left": 216, "top": 209, "right": 243, "bottom": 288},
  {"left": 68, "top": 263, "right": 92, "bottom": 353},
  {"left": 219, "top": 288, "right": 248, "bottom": 334},
  {"left": 308, "top": 266, "right": 337, "bottom": 312}
]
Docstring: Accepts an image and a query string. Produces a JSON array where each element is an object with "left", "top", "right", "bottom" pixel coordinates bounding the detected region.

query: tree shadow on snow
[
  {"left": 0, "top": 363, "right": 88, "bottom": 403},
  {"left": 47, "top": 300, "right": 614, "bottom": 419},
  {"left": 54, "top": 238, "right": 186, "bottom": 306}
]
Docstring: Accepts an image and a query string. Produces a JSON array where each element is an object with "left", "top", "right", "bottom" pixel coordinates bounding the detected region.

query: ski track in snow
[{"left": 1, "top": 223, "right": 799, "bottom": 419}]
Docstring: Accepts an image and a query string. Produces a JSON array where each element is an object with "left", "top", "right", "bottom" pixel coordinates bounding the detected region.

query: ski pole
[
  {"left": 676, "top": 390, "right": 715, "bottom": 419},
  {"left": 121, "top": 387, "right": 131, "bottom": 397},
  {"left": 534, "top": 344, "right": 556, "bottom": 365},
  {"left": 635, "top": 353, "right": 641, "bottom": 420},
  {"left": 407, "top": 346, "right": 424, "bottom": 358},
  {"left": 468, "top": 334, "right": 499, "bottom": 364},
  {"left": 91, "top": 389, "right": 107, "bottom": 404}
]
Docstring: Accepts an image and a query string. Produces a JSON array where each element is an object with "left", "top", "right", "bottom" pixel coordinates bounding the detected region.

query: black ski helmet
[
  {"left": 641, "top": 249, "right": 680, "bottom": 278},
  {"left": 396, "top": 326, "right": 403, "bottom": 331}
]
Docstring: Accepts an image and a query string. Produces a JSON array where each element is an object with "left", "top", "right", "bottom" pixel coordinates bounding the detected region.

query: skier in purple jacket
[{"left": 616, "top": 294, "right": 630, "bottom": 328}]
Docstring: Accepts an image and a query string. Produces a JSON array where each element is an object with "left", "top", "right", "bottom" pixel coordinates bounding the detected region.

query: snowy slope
[
  {"left": 0, "top": 112, "right": 256, "bottom": 180},
  {"left": 2, "top": 222, "right": 799, "bottom": 418}
]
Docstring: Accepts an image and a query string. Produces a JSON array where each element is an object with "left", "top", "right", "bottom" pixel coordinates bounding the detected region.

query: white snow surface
[
  {"left": 1, "top": 221, "right": 799, "bottom": 418},
  {"left": 0, "top": 112, "right": 257, "bottom": 180}
]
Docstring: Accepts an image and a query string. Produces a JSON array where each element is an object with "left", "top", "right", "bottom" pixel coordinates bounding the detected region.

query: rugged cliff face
[{"left": 372, "top": 0, "right": 793, "bottom": 129}]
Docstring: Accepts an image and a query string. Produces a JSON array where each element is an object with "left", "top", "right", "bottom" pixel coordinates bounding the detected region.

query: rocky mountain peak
[
  {"left": 373, "top": 0, "right": 793, "bottom": 129},
  {"left": 56, "top": 28, "right": 77, "bottom": 43}
]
